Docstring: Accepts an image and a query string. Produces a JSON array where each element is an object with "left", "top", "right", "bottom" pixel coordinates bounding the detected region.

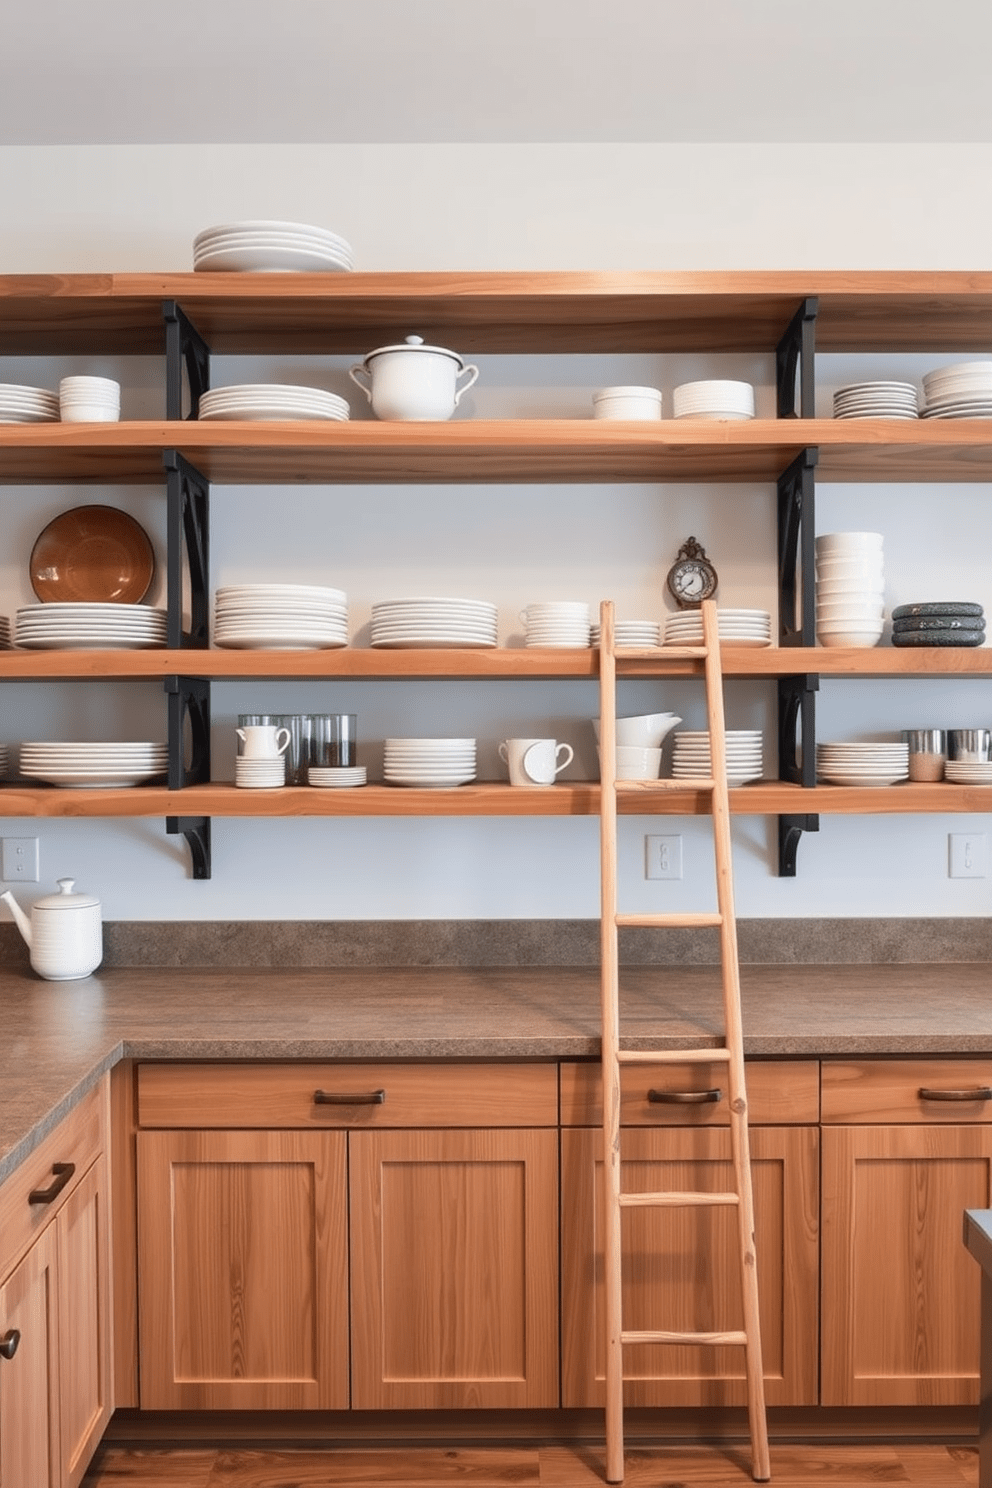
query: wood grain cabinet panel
[
  {"left": 136, "top": 1129, "right": 349, "bottom": 1410},
  {"left": 0, "top": 1223, "right": 59, "bottom": 1488},
  {"left": 57, "top": 1156, "right": 112, "bottom": 1488},
  {"left": 350, "top": 1127, "right": 559, "bottom": 1409}
]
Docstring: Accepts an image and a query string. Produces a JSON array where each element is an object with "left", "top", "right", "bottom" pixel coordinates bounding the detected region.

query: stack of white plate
[
  {"left": 19, "top": 741, "right": 168, "bottom": 788},
  {"left": 833, "top": 381, "right": 919, "bottom": 419},
  {"left": 921, "top": 361, "right": 992, "bottom": 419},
  {"left": 308, "top": 765, "right": 367, "bottom": 789},
  {"left": 521, "top": 601, "right": 590, "bottom": 648},
  {"left": 14, "top": 603, "right": 167, "bottom": 650},
  {"left": 0, "top": 383, "right": 59, "bottom": 423},
  {"left": 193, "top": 220, "right": 354, "bottom": 273},
  {"left": 815, "top": 533, "right": 885, "bottom": 648},
  {"left": 944, "top": 760, "right": 992, "bottom": 784},
  {"left": 672, "top": 380, "right": 755, "bottom": 421},
  {"left": 663, "top": 609, "right": 772, "bottom": 647},
  {"left": 213, "top": 584, "right": 348, "bottom": 650},
  {"left": 235, "top": 756, "right": 285, "bottom": 789},
  {"left": 816, "top": 741, "right": 909, "bottom": 787},
  {"left": 671, "top": 730, "right": 764, "bottom": 786},
  {"left": 371, "top": 597, "right": 497, "bottom": 649},
  {"left": 590, "top": 620, "right": 660, "bottom": 647},
  {"left": 198, "top": 385, "right": 350, "bottom": 422},
  {"left": 383, "top": 738, "right": 477, "bottom": 788}
]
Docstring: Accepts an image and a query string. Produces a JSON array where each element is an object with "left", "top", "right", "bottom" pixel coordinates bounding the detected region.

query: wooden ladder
[{"left": 597, "top": 597, "right": 770, "bottom": 1484}]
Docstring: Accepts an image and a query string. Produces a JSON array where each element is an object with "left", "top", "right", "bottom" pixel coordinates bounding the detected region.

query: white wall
[{"left": 2, "top": 141, "right": 992, "bottom": 921}]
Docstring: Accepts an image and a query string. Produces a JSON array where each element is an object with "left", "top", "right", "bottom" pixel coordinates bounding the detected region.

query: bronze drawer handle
[
  {"left": 0, "top": 1330, "right": 20, "bottom": 1360},
  {"left": 314, "top": 1089, "right": 386, "bottom": 1106},
  {"left": 28, "top": 1161, "right": 75, "bottom": 1205},
  {"left": 918, "top": 1086, "right": 992, "bottom": 1102},
  {"left": 647, "top": 1087, "right": 722, "bottom": 1105}
]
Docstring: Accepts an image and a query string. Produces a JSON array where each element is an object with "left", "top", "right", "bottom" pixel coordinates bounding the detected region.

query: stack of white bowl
[
  {"left": 590, "top": 619, "right": 661, "bottom": 647},
  {"left": 193, "top": 220, "right": 354, "bottom": 273},
  {"left": 213, "top": 584, "right": 348, "bottom": 650},
  {"left": 921, "top": 361, "right": 992, "bottom": 419},
  {"left": 58, "top": 377, "right": 120, "bottom": 423},
  {"left": 591, "top": 386, "right": 662, "bottom": 420},
  {"left": 521, "top": 602, "right": 590, "bottom": 647},
  {"left": 672, "top": 380, "right": 755, "bottom": 421},
  {"left": 671, "top": 730, "right": 764, "bottom": 786},
  {"left": 0, "top": 383, "right": 59, "bottom": 423},
  {"left": 815, "top": 533, "right": 885, "bottom": 648},
  {"left": 383, "top": 738, "right": 477, "bottom": 788}
]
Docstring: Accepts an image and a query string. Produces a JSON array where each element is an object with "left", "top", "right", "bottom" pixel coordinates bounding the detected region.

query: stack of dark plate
[{"left": 891, "top": 601, "right": 985, "bottom": 647}]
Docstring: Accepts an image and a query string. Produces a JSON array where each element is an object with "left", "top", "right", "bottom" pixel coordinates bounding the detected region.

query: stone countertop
[{"left": 3, "top": 960, "right": 992, "bottom": 1186}]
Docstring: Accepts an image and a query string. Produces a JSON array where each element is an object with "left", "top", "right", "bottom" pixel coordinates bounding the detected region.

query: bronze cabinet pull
[
  {"left": 0, "top": 1330, "right": 20, "bottom": 1360},
  {"left": 647, "top": 1087, "right": 722, "bottom": 1105},
  {"left": 918, "top": 1086, "right": 992, "bottom": 1102},
  {"left": 313, "top": 1089, "right": 386, "bottom": 1106},
  {"left": 28, "top": 1161, "right": 75, "bottom": 1205}
]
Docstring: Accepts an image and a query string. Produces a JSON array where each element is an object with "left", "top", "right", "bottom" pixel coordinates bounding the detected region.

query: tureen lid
[
  {"left": 363, "top": 334, "right": 464, "bottom": 367},
  {"left": 34, "top": 877, "right": 100, "bottom": 911}
]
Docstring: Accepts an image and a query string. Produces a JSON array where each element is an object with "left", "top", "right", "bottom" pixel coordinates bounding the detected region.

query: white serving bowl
[{"left": 592, "top": 712, "right": 682, "bottom": 747}]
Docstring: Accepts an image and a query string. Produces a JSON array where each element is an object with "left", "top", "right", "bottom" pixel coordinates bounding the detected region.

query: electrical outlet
[
  {"left": 949, "top": 832, "right": 988, "bottom": 878},
  {"left": 645, "top": 834, "right": 683, "bottom": 880},
  {"left": 2, "top": 837, "right": 40, "bottom": 883}
]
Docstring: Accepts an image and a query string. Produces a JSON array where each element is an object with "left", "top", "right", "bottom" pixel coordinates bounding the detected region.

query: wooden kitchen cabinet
[
  {"left": 559, "top": 1058, "right": 820, "bottom": 1408},
  {"left": 821, "top": 1057, "right": 992, "bottom": 1406},
  {"left": 0, "top": 1224, "right": 59, "bottom": 1488}
]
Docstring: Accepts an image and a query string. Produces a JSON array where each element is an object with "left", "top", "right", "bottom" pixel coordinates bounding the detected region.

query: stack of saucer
[
  {"left": 520, "top": 601, "right": 590, "bottom": 647},
  {"left": 891, "top": 601, "right": 985, "bottom": 648},
  {"left": 58, "top": 376, "right": 120, "bottom": 423},
  {"left": 816, "top": 740, "right": 909, "bottom": 787},
  {"left": 193, "top": 220, "right": 354, "bottom": 273},
  {"left": 921, "top": 362, "right": 992, "bottom": 419},
  {"left": 590, "top": 619, "right": 660, "bottom": 647},
  {"left": 371, "top": 597, "right": 497, "bottom": 649},
  {"left": 663, "top": 608, "right": 771, "bottom": 647},
  {"left": 672, "top": 380, "right": 755, "bottom": 421},
  {"left": 235, "top": 755, "right": 285, "bottom": 788},
  {"left": 198, "top": 385, "right": 349, "bottom": 422},
  {"left": 308, "top": 765, "right": 367, "bottom": 789},
  {"left": 944, "top": 758, "right": 992, "bottom": 785},
  {"left": 19, "top": 740, "right": 168, "bottom": 788},
  {"left": 0, "top": 383, "right": 59, "bottom": 423},
  {"left": 383, "top": 738, "right": 477, "bottom": 788},
  {"left": 815, "top": 533, "right": 885, "bottom": 648},
  {"left": 671, "top": 730, "right": 764, "bottom": 786},
  {"left": 832, "top": 381, "right": 919, "bottom": 419},
  {"left": 213, "top": 584, "right": 348, "bottom": 650}
]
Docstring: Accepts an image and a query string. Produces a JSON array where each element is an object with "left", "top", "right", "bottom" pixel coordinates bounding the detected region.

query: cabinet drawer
[
  {"left": 137, "top": 1061, "right": 558, "bottom": 1129},
  {"left": 0, "top": 1078, "right": 106, "bottom": 1281},
  {"left": 559, "top": 1058, "right": 819, "bottom": 1127},
  {"left": 822, "top": 1058, "right": 992, "bottom": 1123}
]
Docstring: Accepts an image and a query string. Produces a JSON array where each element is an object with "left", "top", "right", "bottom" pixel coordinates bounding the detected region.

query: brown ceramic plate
[{"left": 29, "top": 505, "right": 155, "bottom": 603}]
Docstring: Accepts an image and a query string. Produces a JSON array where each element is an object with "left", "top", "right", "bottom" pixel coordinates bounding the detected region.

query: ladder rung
[
  {"left": 615, "top": 777, "right": 714, "bottom": 792},
  {"left": 616, "top": 1047, "right": 731, "bottom": 1065},
  {"left": 619, "top": 1190, "right": 741, "bottom": 1209},
  {"left": 621, "top": 1328, "right": 748, "bottom": 1348},
  {"left": 616, "top": 645, "right": 708, "bottom": 660},
  {"left": 615, "top": 911, "right": 722, "bottom": 928}
]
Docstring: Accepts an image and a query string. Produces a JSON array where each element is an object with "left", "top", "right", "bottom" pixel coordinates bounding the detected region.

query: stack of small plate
[
  {"left": 198, "top": 385, "right": 350, "bottom": 422},
  {"left": 672, "top": 380, "right": 755, "bottom": 420},
  {"left": 816, "top": 741, "right": 909, "bottom": 787},
  {"left": 235, "top": 755, "right": 285, "bottom": 789},
  {"left": 213, "top": 584, "right": 348, "bottom": 650},
  {"left": 944, "top": 759, "right": 992, "bottom": 785},
  {"left": 14, "top": 602, "right": 167, "bottom": 650},
  {"left": 671, "top": 730, "right": 764, "bottom": 786},
  {"left": 891, "top": 600, "right": 985, "bottom": 648},
  {"left": 371, "top": 597, "right": 497, "bottom": 649},
  {"left": 590, "top": 619, "right": 661, "bottom": 647},
  {"left": 663, "top": 609, "right": 772, "bottom": 647},
  {"left": 922, "top": 362, "right": 992, "bottom": 419},
  {"left": 832, "top": 381, "right": 919, "bottom": 419},
  {"left": 383, "top": 738, "right": 477, "bottom": 788},
  {"left": 0, "top": 383, "right": 59, "bottom": 423},
  {"left": 19, "top": 741, "right": 168, "bottom": 788},
  {"left": 308, "top": 765, "right": 367, "bottom": 789},
  {"left": 193, "top": 220, "right": 354, "bottom": 273}
]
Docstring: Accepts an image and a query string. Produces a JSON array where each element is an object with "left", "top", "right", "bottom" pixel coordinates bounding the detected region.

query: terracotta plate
[{"left": 29, "top": 505, "right": 155, "bottom": 603}]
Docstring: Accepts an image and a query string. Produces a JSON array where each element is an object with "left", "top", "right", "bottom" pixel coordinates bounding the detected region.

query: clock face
[{"left": 668, "top": 558, "right": 717, "bottom": 608}]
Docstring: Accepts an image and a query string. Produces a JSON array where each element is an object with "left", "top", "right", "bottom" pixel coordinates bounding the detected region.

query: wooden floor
[{"left": 80, "top": 1442, "right": 981, "bottom": 1488}]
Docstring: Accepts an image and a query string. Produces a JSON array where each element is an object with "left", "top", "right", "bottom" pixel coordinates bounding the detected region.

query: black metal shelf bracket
[
  {"left": 775, "top": 297, "right": 818, "bottom": 418},
  {"left": 166, "top": 816, "right": 211, "bottom": 881},
  {"left": 164, "top": 673, "right": 212, "bottom": 879},
  {"left": 778, "top": 814, "right": 819, "bottom": 878},
  {"left": 777, "top": 447, "right": 818, "bottom": 647},
  {"left": 778, "top": 673, "right": 819, "bottom": 788},
  {"left": 164, "top": 450, "right": 210, "bottom": 650},
  {"left": 163, "top": 299, "right": 211, "bottom": 420}
]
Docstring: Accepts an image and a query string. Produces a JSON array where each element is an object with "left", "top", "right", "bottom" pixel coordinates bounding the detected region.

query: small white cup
[
  {"left": 236, "top": 724, "right": 291, "bottom": 758},
  {"left": 499, "top": 737, "right": 574, "bottom": 786}
]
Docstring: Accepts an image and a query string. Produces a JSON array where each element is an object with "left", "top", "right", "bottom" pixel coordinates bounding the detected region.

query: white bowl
[
  {"left": 592, "top": 712, "right": 682, "bottom": 747},
  {"left": 814, "top": 531, "right": 884, "bottom": 553},
  {"left": 815, "top": 577, "right": 886, "bottom": 596},
  {"left": 598, "top": 744, "right": 663, "bottom": 780},
  {"left": 592, "top": 386, "right": 662, "bottom": 419},
  {"left": 815, "top": 560, "right": 885, "bottom": 581},
  {"left": 817, "top": 627, "right": 884, "bottom": 647},
  {"left": 816, "top": 601, "right": 886, "bottom": 621}
]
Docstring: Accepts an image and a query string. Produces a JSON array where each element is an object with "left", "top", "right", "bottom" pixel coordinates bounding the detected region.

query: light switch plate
[{"left": 2, "top": 837, "right": 40, "bottom": 883}]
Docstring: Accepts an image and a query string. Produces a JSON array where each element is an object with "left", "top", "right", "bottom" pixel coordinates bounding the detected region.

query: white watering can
[{"left": 1, "top": 878, "right": 103, "bottom": 980}]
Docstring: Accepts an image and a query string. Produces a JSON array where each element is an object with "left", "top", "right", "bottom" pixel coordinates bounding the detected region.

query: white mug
[
  {"left": 236, "top": 725, "right": 292, "bottom": 758},
  {"left": 499, "top": 737, "right": 573, "bottom": 786}
]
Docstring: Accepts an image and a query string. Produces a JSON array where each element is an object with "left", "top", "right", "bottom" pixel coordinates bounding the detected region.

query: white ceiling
[{"left": 2, "top": 0, "right": 989, "bottom": 147}]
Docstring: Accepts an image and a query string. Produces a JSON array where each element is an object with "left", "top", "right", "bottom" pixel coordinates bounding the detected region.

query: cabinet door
[
  {"left": 0, "top": 1224, "right": 59, "bottom": 1488},
  {"left": 57, "top": 1156, "right": 112, "bottom": 1488},
  {"left": 561, "top": 1124, "right": 819, "bottom": 1408},
  {"left": 350, "top": 1128, "right": 559, "bottom": 1408},
  {"left": 822, "top": 1124, "right": 992, "bottom": 1405},
  {"left": 137, "top": 1129, "right": 348, "bottom": 1409}
]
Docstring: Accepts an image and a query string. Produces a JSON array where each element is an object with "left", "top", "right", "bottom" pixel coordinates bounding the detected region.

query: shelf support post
[
  {"left": 776, "top": 296, "right": 818, "bottom": 418},
  {"left": 163, "top": 299, "right": 210, "bottom": 420},
  {"left": 777, "top": 447, "right": 818, "bottom": 648},
  {"left": 164, "top": 450, "right": 210, "bottom": 650}
]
